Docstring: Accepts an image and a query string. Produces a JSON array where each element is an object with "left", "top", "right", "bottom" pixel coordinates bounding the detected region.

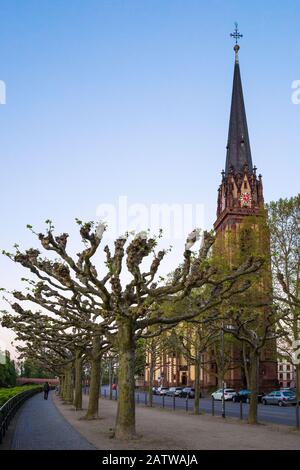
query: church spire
[{"left": 225, "top": 24, "right": 253, "bottom": 175}]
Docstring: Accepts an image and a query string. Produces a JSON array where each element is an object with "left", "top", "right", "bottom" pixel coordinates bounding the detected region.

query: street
[{"left": 99, "top": 386, "right": 300, "bottom": 428}]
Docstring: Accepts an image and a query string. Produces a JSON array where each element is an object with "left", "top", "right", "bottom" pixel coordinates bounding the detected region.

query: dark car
[
  {"left": 233, "top": 389, "right": 264, "bottom": 403},
  {"left": 179, "top": 387, "right": 197, "bottom": 398},
  {"left": 166, "top": 387, "right": 183, "bottom": 396}
]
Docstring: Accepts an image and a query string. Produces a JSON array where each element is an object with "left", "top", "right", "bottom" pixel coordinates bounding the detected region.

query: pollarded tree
[
  {"left": 267, "top": 195, "right": 300, "bottom": 398},
  {"left": 1, "top": 300, "right": 110, "bottom": 416},
  {"left": 164, "top": 315, "right": 219, "bottom": 414},
  {"left": 1, "top": 306, "right": 87, "bottom": 405},
  {"left": 3, "top": 221, "right": 263, "bottom": 439},
  {"left": 223, "top": 307, "right": 289, "bottom": 424}
]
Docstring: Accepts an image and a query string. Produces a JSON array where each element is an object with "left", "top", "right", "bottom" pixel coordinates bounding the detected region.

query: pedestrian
[{"left": 43, "top": 381, "right": 50, "bottom": 400}]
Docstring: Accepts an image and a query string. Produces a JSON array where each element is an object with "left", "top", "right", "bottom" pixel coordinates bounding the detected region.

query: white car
[
  {"left": 211, "top": 388, "right": 236, "bottom": 401},
  {"left": 157, "top": 386, "right": 169, "bottom": 395}
]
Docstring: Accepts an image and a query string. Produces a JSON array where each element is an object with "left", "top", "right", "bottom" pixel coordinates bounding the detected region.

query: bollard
[
  {"left": 239, "top": 399, "right": 243, "bottom": 420},
  {"left": 212, "top": 396, "right": 215, "bottom": 416},
  {"left": 137, "top": 393, "right": 140, "bottom": 404},
  {"left": 145, "top": 392, "right": 147, "bottom": 406},
  {"left": 115, "top": 389, "right": 118, "bottom": 401},
  {"left": 162, "top": 394, "right": 165, "bottom": 408},
  {"left": 104, "top": 389, "right": 106, "bottom": 399},
  {"left": 185, "top": 396, "right": 188, "bottom": 412},
  {"left": 173, "top": 395, "right": 175, "bottom": 410},
  {"left": 296, "top": 400, "right": 300, "bottom": 430}
]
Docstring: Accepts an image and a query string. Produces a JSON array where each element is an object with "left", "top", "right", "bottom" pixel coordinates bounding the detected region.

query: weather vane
[{"left": 230, "top": 22, "right": 243, "bottom": 44}]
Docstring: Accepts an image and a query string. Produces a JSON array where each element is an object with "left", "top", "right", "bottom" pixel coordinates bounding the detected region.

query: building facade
[{"left": 278, "top": 360, "right": 296, "bottom": 388}]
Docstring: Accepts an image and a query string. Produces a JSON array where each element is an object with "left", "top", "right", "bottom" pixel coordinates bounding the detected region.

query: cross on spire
[{"left": 230, "top": 22, "right": 243, "bottom": 44}]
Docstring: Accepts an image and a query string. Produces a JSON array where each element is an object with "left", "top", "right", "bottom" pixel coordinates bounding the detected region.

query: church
[{"left": 144, "top": 28, "right": 278, "bottom": 392}]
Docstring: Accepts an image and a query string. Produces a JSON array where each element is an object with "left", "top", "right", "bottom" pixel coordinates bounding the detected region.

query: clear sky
[{"left": 0, "top": 0, "right": 299, "bottom": 357}]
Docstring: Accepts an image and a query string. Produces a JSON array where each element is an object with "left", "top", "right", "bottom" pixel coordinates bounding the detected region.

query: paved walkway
[
  {"left": 54, "top": 393, "right": 300, "bottom": 450},
  {"left": 11, "top": 391, "right": 95, "bottom": 450}
]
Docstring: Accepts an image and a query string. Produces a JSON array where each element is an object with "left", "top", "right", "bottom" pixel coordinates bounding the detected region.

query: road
[{"left": 99, "top": 386, "right": 300, "bottom": 428}]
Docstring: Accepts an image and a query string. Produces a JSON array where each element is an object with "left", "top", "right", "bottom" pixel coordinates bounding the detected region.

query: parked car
[
  {"left": 211, "top": 388, "right": 236, "bottom": 401},
  {"left": 262, "top": 390, "right": 297, "bottom": 406},
  {"left": 232, "top": 389, "right": 264, "bottom": 403},
  {"left": 157, "top": 386, "right": 169, "bottom": 396},
  {"left": 152, "top": 387, "right": 159, "bottom": 395},
  {"left": 179, "top": 387, "right": 196, "bottom": 398},
  {"left": 280, "top": 387, "right": 296, "bottom": 394},
  {"left": 166, "top": 387, "right": 183, "bottom": 396}
]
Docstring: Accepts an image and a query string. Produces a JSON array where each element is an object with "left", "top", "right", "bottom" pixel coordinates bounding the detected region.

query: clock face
[{"left": 240, "top": 192, "right": 251, "bottom": 206}]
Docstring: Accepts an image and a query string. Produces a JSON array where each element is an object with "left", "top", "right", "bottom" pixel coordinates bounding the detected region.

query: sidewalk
[
  {"left": 53, "top": 393, "right": 300, "bottom": 450},
  {"left": 11, "top": 391, "right": 95, "bottom": 450}
]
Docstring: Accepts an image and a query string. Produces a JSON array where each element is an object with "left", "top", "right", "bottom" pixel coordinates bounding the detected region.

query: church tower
[
  {"left": 213, "top": 25, "right": 277, "bottom": 390},
  {"left": 214, "top": 31, "right": 264, "bottom": 233}
]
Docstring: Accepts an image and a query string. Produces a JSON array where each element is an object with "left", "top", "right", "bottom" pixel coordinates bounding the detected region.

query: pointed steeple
[
  {"left": 225, "top": 38, "right": 253, "bottom": 175},
  {"left": 214, "top": 25, "right": 264, "bottom": 229}
]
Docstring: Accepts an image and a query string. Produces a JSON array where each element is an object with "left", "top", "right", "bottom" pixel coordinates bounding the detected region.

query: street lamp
[
  {"left": 221, "top": 320, "right": 225, "bottom": 418},
  {"left": 221, "top": 322, "right": 236, "bottom": 419}
]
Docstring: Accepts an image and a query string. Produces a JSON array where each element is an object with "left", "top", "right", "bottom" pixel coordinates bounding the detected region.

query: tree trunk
[
  {"left": 242, "top": 342, "right": 250, "bottom": 389},
  {"left": 115, "top": 319, "right": 136, "bottom": 439},
  {"left": 74, "top": 352, "right": 83, "bottom": 410},
  {"left": 84, "top": 350, "right": 102, "bottom": 420},
  {"left": 214, "top": 342, "right": 222, "bottom": 387},
  {"left": 109, "top": 358, "right": 113, "bottom": 400},
  {"left": 60, "top": 375, "right": 65, "bottom": 398},
  {"left": 194, "top": 358, "right": 201, "bottom": 415},
  {"left": 62, "top": 364, "right": 73, "bottom": 403},
  {"left": 248, "top": 351, "right": 259, "bottom": 424},
  {"left": 148, "top": 351, "right": 155, "bottom": 407},
  {"left": 296, "top": 363, "right": 300, "bottom": 401}
]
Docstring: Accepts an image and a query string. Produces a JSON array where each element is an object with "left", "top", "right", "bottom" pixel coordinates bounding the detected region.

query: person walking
[{"left": 43, "top": 382, "right": 50, "bottom": 400}]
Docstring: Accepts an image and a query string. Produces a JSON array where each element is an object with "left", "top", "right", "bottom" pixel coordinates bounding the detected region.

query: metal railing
[
  {"left": 98, "top": 387, "right": 300, "bottom": 430},
  {"left": 0, "top": 387, "right": 42, "bottom": 444}
]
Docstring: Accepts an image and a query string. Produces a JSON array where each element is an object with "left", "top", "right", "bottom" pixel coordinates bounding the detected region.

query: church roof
[{"left": 225, "top": 45, "right": 253, "bottom": 175}]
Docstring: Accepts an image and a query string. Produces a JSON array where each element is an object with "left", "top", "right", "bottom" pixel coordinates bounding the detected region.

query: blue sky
[{"left": 0, "top": 0, "right": 299, "bottom": 356}]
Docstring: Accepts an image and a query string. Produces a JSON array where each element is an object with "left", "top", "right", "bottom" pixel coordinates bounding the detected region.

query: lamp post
[
  {"left": 221, "top": 320, "right": 225, "bottom": 418},
  {"left": 221, "top": 322, "right": 235, "bottom": 419}
]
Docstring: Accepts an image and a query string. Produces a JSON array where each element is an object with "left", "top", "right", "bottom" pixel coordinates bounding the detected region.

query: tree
[
  {"left": 142, "top": 330, "right": 176, "bottom": 407},
  {"left": 165, "top": 316, "right": 219, "bottom": 414},
  {"left": 267, "top": 195, "right": 300, "bottom": 399},
  {"left": 223, "top": 307, "right": 288, "bottom": 424},
  {"left": 20, "top": 357, "right": 54, "bottom": 379},
  {"left": 1, "top": 301, "right": 110, "bottom": 416},
  {"left": 2, "top": 220, "right": 263, "bottom": 439},
  {"left": 0, "top": 350, "right": 16, "bottom": 387}
]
